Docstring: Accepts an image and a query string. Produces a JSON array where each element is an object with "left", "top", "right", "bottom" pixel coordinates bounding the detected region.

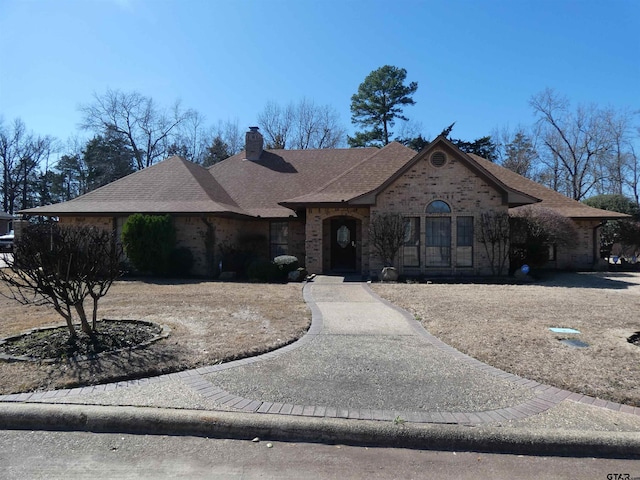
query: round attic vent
[{"left": 431, "top": 151, "right": 447, "bottom": 167}]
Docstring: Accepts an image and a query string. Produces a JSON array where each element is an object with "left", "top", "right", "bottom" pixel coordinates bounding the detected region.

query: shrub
[
  {"left": 273, "top": 255, "right": 299, "bottom": 276},
  {"left": 122, "top": 214, "right": 176, "bottom": 276},
  {"left": 0, "top": 224, "right": 122, "bottom": 338},
  {"left": 369, "top": 213, "right": 405, "bottom": 266},
  {"left": 247, "top": 258, "right": 280, "bottom": 283},
  {"left": 509, "top": 206, "right": 578, "bottom": 272},
  {"left": 218, "top": 233, "right": 268, "bottom": 279}
]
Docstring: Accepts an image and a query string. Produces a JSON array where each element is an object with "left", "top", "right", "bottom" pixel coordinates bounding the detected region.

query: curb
[{"left": 1, "top": 403, "right": 638, "bottom": 459}]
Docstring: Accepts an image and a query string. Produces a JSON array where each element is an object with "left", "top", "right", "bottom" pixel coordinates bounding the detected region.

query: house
[
  {"left": 0, "top": 212, "right": 15, "bottom": 235},
  {"left": 20, "top": 128, "right": 626, "bottom": 277}
]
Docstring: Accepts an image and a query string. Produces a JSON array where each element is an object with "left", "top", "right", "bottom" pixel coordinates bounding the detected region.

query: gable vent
[{"left": 431, "top": 151, "right": 447, "bottom": 167}]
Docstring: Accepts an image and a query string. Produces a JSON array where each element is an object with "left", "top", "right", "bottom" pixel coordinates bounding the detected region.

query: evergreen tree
[{"left": 348, "top": 65, "right": 418, "bottom": 147}]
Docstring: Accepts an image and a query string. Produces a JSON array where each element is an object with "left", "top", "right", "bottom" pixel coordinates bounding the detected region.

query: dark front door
[{"left": 330, "top": 219, "right": 357, "bottom": 271}]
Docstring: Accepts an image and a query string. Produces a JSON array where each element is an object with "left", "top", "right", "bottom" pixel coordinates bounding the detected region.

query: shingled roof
[
  {"left": 278, "top": 142, "right": 417, "bottom": 207},
  {"left": 22, "top": 156, "right": 250, "bottom": 216},
  {"left": 468, "top": 154, "right": 629, "bottom": 219},
  {"left": 209, "top": 144, "right": 413, "bottom": 216},
  {"left": 20, "top": 137, "right": 628, "bottom": 222}
]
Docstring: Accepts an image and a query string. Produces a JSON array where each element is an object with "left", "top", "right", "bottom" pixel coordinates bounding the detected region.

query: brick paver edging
[{"left": 2, "top": 279, "right": 639, "bottom": 424}]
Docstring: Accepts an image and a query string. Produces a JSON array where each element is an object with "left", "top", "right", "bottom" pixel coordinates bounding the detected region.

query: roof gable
[
  {"left": 365, "top": 137, "right": 539, "bottom": 207},
  {"left": 280, "top": 142, "right": 417, "bottom": 206}
]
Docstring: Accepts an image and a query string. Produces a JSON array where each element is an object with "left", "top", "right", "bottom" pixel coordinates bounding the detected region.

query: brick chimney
[{"left": 245, "top": 126, "right": 263, "bottom": 161}]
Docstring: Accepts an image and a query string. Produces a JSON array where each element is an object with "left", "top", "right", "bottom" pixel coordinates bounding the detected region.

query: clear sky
[{"left": 1, "top": 0, "right": 638, "bottom": 149}]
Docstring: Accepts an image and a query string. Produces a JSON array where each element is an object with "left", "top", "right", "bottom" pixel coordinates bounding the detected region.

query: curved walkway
[{"left": 4, "top": 275, "right": 638, "bottom": 426}]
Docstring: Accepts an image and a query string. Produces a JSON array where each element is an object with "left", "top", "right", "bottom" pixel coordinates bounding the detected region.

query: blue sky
[{"left": 1, "top": 0, "right": 638, "bottom": 148}]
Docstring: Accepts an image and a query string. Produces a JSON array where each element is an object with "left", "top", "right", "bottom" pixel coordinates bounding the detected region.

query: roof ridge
[
  {"left": 299, "top": 142, "right": 412, "bottom": 197},
  {"left": 180, "top": 158, "right": 241, "bottom": 209}
]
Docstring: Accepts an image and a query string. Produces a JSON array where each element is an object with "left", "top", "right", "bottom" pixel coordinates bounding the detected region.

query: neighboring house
[
  {"left": 0, "top": 212, "right": 14, "bottom": 235},
  {"left": 20, "top": 128, "right": 626, "bottom": 277}
]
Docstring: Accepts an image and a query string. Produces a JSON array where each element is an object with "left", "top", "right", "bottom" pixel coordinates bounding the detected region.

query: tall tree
[
  {"left": 501, "top": 130, "right": 538, "bottom": 177},
  {"left": 80, "top": 88, "right": 194, "bottom": 170},
  {"left": 202, "top": 136, "right": 231, "bottom": 167},
  {"left": 83, "top": 133, "right": 135, "bottom": 191},
  {"left": 257, "top": 99, "right": 345, "bottom": 150},
  {"left": 349, "top": 65, "right": 418, "bottom": 147},
  {"left": 530, "top": 88, "right": 616, "bottom": 201},
  {"left": 0, "top": 118, "right": 53, "bottom": 213},
  {"left": 450, "top": 136, "right": 498, "bottom": 162}
]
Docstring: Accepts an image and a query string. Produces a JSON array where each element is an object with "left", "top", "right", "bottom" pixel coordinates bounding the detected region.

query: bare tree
[
  {"left": 530, "top": 89, "right": 613, "bottom": 201},
  {"left": 477, "top": 211, "right": 510, "bottom": 275},
  {"left": 600, "top": 108, "right": 636, "bottom": 196},
  {"left": 258, "top": 101, "right": 294, "bottom": 149},
  {"left": 0, "top": 118, "right": 54, "bottom": 213},
  {"left": 292, "top": 98, "right": 345, "bottom": 149},
  {"left": 368, "top": 213, "right": 406, "bottom": 266},
  {"left": 80, "top": 88, "right": 194, "bottom": 170},
  {"left": 258, "top": 99, "right": 345, "bottom": 150},
  {"left": 0, "top": 224, "right": 122, "bottom": 337}
]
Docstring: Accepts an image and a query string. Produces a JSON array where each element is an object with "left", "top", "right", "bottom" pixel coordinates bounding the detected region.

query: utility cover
[
  {"left": 549, "top": 327, "right": 581, "bottom": 334},
  {"left": 561, "top": 339, "right": 589, "bottom": 348}
]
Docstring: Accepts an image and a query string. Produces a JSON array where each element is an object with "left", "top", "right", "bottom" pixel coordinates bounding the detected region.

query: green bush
[
  {"left": 247, "top": 258, "right": 280, "bottom": 283},
  {"left": 122, "top": 214, "right": 176, "bottom": 276}
]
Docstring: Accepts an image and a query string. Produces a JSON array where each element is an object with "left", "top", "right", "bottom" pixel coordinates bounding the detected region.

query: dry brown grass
[
  {"left": 372, "top": 272, "right": 640, "bottom": 407},
  {"left": 0, "top": 279, "right": 310, "bottom": 394}
]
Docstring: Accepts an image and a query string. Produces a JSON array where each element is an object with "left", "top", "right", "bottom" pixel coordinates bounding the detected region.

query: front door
[{"left": 330, "top": 219, "right": 357, "bottom": 271}]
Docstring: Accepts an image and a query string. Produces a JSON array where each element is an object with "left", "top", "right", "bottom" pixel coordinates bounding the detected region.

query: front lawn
[
  {"left": 372, "top": 272, "right": 640, "bottom": 407},
  {"left": 0, "top": 279, "right": 310, "bottom": 394}
]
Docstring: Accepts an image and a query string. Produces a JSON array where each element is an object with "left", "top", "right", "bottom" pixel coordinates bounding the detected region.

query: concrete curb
[{"left": 1, "top": 403, "right": 638, "bottom": 459}]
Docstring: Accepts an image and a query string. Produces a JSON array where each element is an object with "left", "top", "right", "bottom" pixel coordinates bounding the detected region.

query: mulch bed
[{"left": 0, "top": 320, "right": 162, "bottom": 361}]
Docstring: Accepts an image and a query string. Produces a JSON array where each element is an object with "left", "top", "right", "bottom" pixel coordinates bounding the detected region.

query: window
[
  {"left": 426, "top": 200, "right": 451, "bottom": 214},
  {"left": 426, "top": 217, "right": 451, "bottom": 266},
  {"left": 270, "top": 221, "right": 288, "bottom": 258},
  {"left": 456, "top": 217, "right": 474, "bottom": 267},
  {"left": 403, "top": 217, "right": 420, "bottom": 267}
]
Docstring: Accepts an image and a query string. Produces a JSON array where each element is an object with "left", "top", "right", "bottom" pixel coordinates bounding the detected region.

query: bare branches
[
  {"left": 0, "top": 118, "right": 54, "bottom": 213},
  {"left": 0, "top": 224, "right": 123, "bottom": 338},
  {"left": 258, "top": 99, "right": 345, "bottom": 150},
  {"left": 79, "top": 88, "right": 193, "bottom": 169},
  {"left": 477, "top": 211, "right": 510, "bottom": 275},
  {"left": 530, "top": 88, "right": 634, "bottom": 201},
  {"left": 369, "top": 213, "right": 406, "bottom": 266}
]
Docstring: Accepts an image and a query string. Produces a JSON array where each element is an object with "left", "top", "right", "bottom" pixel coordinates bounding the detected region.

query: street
[{"left": 0, "top": 430, "right": 638, "bottom": 479}]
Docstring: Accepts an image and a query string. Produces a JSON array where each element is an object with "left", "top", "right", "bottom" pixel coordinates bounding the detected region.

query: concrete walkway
[{"left": 1, "top": 275, "right": 640, "bottom": 456}]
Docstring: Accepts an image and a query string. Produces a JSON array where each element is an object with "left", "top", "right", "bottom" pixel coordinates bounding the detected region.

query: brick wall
[
  {"left": 372, "top": 147, "right": 507, "bottom": 276},
  {"left": 305, "top": 207, "right": 369, "bottom": 274},
  {"left": 554, "top": 219, "right": 600, "bottom": 270}
]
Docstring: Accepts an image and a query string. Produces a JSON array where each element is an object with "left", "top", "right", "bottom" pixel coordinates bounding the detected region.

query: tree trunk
[
  {"left": 91, "top": 294, "right": 99, "bottom": 330},
  {"left": 74, "top": 302, "right": 93, "bottom": 335}
]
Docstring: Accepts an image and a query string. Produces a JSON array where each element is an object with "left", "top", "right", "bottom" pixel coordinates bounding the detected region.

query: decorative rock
[
  {"left": 381, "top": 266, "right": 399, "bottom": 282},
  {"left": 287, "top": 268, "right": 308, "bottom": 282}
]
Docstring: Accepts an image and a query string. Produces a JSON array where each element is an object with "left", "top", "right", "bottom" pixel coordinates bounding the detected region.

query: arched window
[
  {"left": 425, "top": 200, "right": 451, "bottom": 266},
  {"left": 426, "top": 200, "right": 451, "bottom": 214}
]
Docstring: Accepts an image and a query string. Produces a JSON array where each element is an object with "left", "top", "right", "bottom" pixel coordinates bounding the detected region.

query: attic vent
[{"left": 431, "top": 151, "right": 447, "bottom": 167}]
